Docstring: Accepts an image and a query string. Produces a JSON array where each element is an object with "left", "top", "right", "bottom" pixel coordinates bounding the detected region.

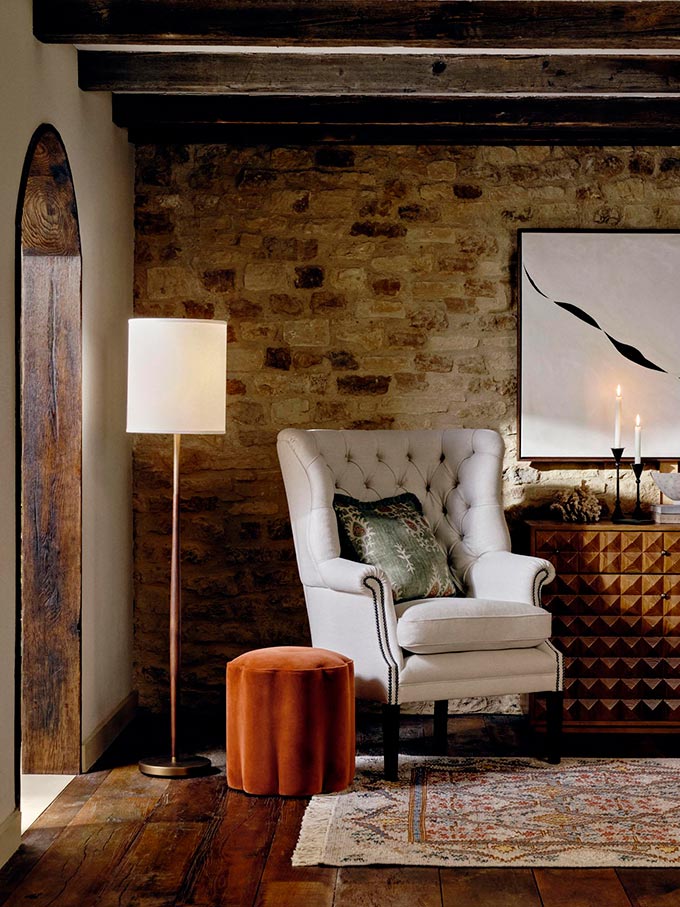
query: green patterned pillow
[{"left": 333, "top": 492, "right": 458, "bottom": 603}]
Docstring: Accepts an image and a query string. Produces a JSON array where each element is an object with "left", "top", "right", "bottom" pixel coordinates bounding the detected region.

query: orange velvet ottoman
[{"left": 226, "top": 646, "right": 355, "bottom": 796}]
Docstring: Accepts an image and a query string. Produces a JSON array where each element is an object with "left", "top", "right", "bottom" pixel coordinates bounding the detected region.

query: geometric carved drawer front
[{"left": 529, "top": 520, "right": 680, "bottom": 731}]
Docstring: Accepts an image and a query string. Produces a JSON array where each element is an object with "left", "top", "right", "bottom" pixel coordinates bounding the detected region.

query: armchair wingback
[
  {"left": 277, "top": 427, "right": 563, "bottom": 777},
  {"left": 278, "top": 427, "right": 513, "bottom": 587}
]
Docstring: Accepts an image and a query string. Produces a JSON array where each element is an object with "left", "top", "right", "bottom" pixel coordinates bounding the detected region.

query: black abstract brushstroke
[
  {"left": 554, "top": 300, "right": 601, "bottom": 330},
  {"left": 524, "top": 265, "right": 672, "bottom": 377},
  {"left": 604, "top": 333, "right": 667, "bottom": 373},
  {"left": 523, "top": 267, "right": 549, "bottom": 298}
]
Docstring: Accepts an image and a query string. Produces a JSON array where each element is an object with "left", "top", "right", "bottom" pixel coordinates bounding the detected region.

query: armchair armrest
[
  {"left": 317, "top": 557, "right": 388, "bottom": 595},
  {"left": 308, "top": 558, "right": 404, "bottom": 698},
  {"left": 464, "top": 551, "right": 555, "bottom": 607}
]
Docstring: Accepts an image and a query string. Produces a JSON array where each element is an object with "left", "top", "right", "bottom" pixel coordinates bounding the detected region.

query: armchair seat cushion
[{"left": 394, "top": 597, "right": 552, "bottom": 655}]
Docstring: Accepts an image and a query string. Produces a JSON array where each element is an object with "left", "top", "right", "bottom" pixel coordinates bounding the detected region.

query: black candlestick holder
[
  {"left": 612, "top": 457, "right": 653, "bottom": 524},
  {"left": 631, "top": 462, "right": 650, "bottom": 522},
  {"left": 611, "top": 447, "right": 624, "bottom": 522}
]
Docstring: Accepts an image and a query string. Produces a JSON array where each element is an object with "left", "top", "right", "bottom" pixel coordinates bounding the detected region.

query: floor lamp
[{"left": 127, "top": 317, "right": 227, "bottom": 778}]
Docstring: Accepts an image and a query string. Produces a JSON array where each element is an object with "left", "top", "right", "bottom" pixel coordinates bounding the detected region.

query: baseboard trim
[
  {"left": 0, "top": 809, "right": 21, "bottom": 868},
  {"left": 81, "top": 690, "right": 138, "bottom": 771}
]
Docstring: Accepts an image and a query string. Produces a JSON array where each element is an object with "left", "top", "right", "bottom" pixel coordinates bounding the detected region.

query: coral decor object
[{"left": 550, "top": 481, "right": 603, "bottom": 523}]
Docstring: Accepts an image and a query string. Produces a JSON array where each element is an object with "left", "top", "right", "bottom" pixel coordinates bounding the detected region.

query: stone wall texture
[{"left": 133, "top": 143, "right": 680, "bottom": 715}]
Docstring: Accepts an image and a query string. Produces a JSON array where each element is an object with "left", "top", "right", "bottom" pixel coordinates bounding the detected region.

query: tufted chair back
[{"left": 277, "top": 428, "right": 511, "bottom": 590}]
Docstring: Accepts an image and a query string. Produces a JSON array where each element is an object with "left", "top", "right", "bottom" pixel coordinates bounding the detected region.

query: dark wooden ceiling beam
[
  {"left": 79, "top": 50, "right": 680, "bottom": 95},
  {"left": 111, "top": 93, "right": 680, "bottom": 128},
  {"left": 36, "top": 1, "right": 680, "bottom": 48},
  {"left": 123, "top": 122, "right": 680, "bottom": 145},
  {"left": 125, "top": 123, "right": 680, "bottom": 146},
  {"left": 113, "top": 93, "right": 680, "bottom": 144}
]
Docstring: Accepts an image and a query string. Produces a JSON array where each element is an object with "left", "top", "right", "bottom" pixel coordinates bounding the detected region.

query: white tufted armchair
[{"left": 277, "top": 427, "right": 563, "bottom": 778}]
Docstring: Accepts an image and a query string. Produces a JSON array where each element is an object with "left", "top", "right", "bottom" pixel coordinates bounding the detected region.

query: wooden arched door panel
[{"left": 17, "top": 125, "right": 82, "bottom": 774}]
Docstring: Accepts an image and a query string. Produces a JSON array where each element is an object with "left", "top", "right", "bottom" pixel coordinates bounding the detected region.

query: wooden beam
[
  {"left": 21, "top": 129, "right": 80, "bottom": 255},
  {"left": 19, "top": 126, "right": 82, "bottom": 776},
  {"left": 80, "top": 50, "right": 680, "bottom": 95},
  {"left": 113, "top": 93, "right": 680, "bottom": 127},
  {"left": 128, "top": 124, "right": 680, "bottom": 145},
  {"left": 20, "top": 257, "right": 82, "bottom": 774},
  {"left": 113, "top": 93, "right": 680, "bottom": 144},
  {"left": 35, "top": 1, "right": 680, "bottom": 48}
]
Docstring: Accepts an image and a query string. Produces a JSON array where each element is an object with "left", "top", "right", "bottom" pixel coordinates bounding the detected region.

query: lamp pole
[
  {"left": 170, "top": 432, "right": 181, "bottom": 763},
  {"left": 128, "top": 318, "right": 226, "bottom": 779}
]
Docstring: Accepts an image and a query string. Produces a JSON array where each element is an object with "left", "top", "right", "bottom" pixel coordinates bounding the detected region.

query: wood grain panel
[
  {"left": 34, "top": 1, "right": 680, "bottom": 48},
  {"left": 20, "top": 254, "right": 82, "bottom": 774},
  {"left": 618, "top": 868, "right": 680, "bottom": 907},
  {"left": 253, "top": 799, "right": 336, "bottom": 907},
  {"left": 79, "top": 51, "right": 680, "bottom": 96},
  {"left": 0, "top": 822, "right": 142, "bottom": 907},
  {"left": 32, "top": 770, "right": 110, "bottom": 828},
  {"left": 114, "top": 93, "right": 680, "bottom": 131},
  {"left": 114, "top": 94, "right": 680, "bottom": 145},
  {"left": 71, "top": 764, "right": 170, "bottom": 824},
  {"left": 19, "top": 125, "right": 82, "bottom": 775},
  {"left": 441, "top": 868, "right": 541, "bottom": 906},
  {"left": 97, "top": 822, "right": 206, "bottom": 907},
  {"left": 113, "top": 93, "right": 680, "bottom": 145},
  {"left": 535, "top": 868, "right": 632, "bottom": 907},
  {"left": 335, "top": 867, "right": 442, "bottom": 907},
  {"left": 146, "top": 772, "right": 226, "bottom": 823},
  {"left": 0, "top": 772, "right": 109, "bottom": 895},
  {"left": 21, "top": 130, "right": 79, "bottom": 256},
  {"left": 177, "top": 789, "right": 280, "bottom": 906}
]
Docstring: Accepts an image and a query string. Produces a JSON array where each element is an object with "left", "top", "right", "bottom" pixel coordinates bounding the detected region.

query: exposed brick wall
[{"left": 134, "top": 144, "right": 680, "bottom": 715}]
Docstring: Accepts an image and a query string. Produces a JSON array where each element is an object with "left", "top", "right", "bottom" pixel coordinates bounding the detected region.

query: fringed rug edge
[
  {"left": 291, "top": 793, "right": 338, "bottom": 866},
  {"left": 291, "top": 757, "right": 680, "bottom": 868}
]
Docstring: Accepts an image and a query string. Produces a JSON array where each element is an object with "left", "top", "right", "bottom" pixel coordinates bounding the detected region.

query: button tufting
[
  {"left": 426, "top": 484, "right": 431, "bottom": 492},
  {"left": 406, "top": 452, "right": 412, "bottom": 461},
  {"left": 442, "top": 507, "right": 448, "bottom": 515},
  {"left": 440, "top": 452, "right": 445, "bottom": 462}
]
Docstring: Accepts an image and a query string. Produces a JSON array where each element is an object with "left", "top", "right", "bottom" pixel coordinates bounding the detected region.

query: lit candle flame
[
  {"left": 636, "top": 414, "right": 640, "bottom": 427},
  {"left": 616, "top": 384, "right": 621, "bottom": 397}
]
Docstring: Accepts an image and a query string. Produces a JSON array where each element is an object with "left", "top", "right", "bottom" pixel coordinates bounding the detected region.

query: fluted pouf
[{"left": 226, "top": 646, "right": 355, "bottom": 796}]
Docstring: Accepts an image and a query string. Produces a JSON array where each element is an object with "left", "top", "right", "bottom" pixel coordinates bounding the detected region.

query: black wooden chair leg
[
  {"left": 433, "top": 699, "right": 448, "bottom": 755},
  {"left": 382, "top": 704, "right": 400, "bottom": 780},
  {"left": 546, "top": 690, "right": 563, "bottom": 764}
]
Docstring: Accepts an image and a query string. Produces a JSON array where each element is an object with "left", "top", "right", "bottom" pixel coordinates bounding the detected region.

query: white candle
[
  {"left": 614, "top": 385, "right": 622, "bottom": 448},
  {"left": 634, "top": 414, "right": 641, "bottom": 464}
]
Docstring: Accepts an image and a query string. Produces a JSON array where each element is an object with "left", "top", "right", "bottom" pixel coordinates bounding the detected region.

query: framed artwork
[{"left": 518, "top": 229, "right": 680, "bottom": 461}]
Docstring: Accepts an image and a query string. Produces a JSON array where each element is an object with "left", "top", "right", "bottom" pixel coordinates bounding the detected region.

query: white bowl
[{"left": 651, "top": 471, "right": 680, "bottom": 501}]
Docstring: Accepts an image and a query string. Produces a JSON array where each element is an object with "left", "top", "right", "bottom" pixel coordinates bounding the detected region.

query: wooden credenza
[{"left": 528, "top": 520, "right": 680, "bottom": 731}]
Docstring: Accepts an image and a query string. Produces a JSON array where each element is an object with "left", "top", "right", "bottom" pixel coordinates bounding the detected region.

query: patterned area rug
[{"left": 293, "top": 756, "right": 680, "bottom": 867}]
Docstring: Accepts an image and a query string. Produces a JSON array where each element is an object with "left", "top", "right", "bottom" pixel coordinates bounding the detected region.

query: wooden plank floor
[{"left": 1, "top": 714, "right": 679, "bottom": 907}]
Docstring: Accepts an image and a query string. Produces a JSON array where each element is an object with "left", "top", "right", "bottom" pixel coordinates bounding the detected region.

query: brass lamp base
[{"left": 139, "top": 754, "right": 212, "bottom": 778}]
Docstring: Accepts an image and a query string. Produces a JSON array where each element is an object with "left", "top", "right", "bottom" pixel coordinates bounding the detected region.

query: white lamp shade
[{"left": 127, "top": 318, "right": 227, "bottom": 434}]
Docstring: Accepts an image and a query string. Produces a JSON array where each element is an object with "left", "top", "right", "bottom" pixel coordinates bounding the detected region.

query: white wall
[{"left": 0, "top": 0, "right": 134, "bottom": 864}]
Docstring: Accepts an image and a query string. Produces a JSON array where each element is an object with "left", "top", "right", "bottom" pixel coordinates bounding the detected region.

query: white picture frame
[{"left": 518, "top": 229, "right": 680, "bottom": 461}]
